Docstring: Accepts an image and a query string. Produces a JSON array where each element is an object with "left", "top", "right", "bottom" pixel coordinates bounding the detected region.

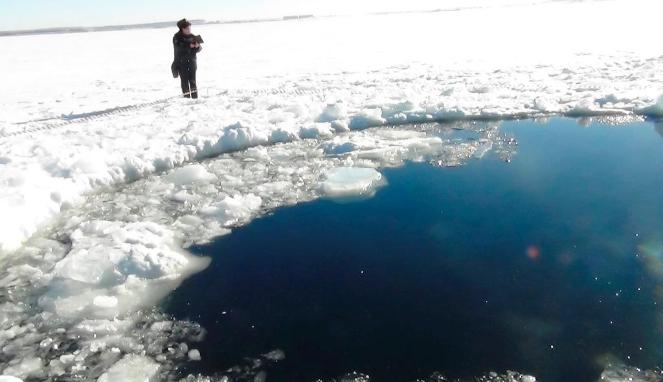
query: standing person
[{"left": 172, "top": 19, "right": 202, "bottom": 98}]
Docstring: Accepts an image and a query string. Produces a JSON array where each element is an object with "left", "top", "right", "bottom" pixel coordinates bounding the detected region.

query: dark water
[{"left": 166, "top": 118, "right": 663, "bottom": 382}]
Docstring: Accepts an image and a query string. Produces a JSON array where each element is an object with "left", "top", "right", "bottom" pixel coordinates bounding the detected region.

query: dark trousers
[{"left": 179, "top": 63, "right": 198, "bottom": 98}]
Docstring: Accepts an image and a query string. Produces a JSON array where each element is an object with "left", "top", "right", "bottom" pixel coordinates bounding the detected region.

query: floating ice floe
[{"left": 320, "top": 167, "right": 385, "bottom": 199}]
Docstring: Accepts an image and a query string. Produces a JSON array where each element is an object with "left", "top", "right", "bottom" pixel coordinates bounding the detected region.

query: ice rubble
[
  {"left": 598, "top": 363, "right": 663, "bottom": 382},
  {"left": 1, "top": 0, "right": 663, "bottom": 254},
  {"left": 42, "top": 220, "right": 210, "bottom": 319},
  {"left": 0, "top": 98, "right": 519, "bottom": 254},
  {"left": 0, "top": 123, "right": 514, "bottom": 380}
]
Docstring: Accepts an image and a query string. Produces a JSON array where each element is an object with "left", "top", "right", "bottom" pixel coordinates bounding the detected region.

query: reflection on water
[
  {"left": 655, "top": 121, "right": 663, "bottom": 138},
  {"left": 167, "top": 118, "right": 663, "bottom": 382}
]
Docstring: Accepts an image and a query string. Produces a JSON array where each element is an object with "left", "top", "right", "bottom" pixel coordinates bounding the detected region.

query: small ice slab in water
[
  {"left": 188, "top": 349, "right": 201, "bottom": 361},
  {"left": 320, "top": 167, "right": 385, "bottom": 199}
]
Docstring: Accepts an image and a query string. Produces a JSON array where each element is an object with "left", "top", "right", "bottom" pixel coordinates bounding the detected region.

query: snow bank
[
  {"left": 348, "top": 109, "right": 387, "bottom": 130},
  {"left": 317, "top": 103, "right": 348, "bottom": 123}
]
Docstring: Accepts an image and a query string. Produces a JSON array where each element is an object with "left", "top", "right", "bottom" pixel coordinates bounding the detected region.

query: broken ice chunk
[
  {"left": 165, "top": 165, "right": 217, "bottom": 186},
  {"left": 97, "top": 355, "right": 159, "bottom": 382},
  {"left": 320, "top": 167, "right": 385, "bottom": 199},
  {"left": 188, "top": 349, "right": 201, "bottom": 361}
]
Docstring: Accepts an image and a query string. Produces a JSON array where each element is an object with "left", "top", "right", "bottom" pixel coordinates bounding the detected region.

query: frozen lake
[
  {"left": 2, "top": 1, "right": 663, "bottom": 380},
  {"left": 165, "top": 118, "right": 663, "bottom": 382}
]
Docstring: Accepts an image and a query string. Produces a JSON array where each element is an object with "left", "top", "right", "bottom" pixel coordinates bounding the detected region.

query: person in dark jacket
[{"left": 173, "top": 19, "right": 202, "bottom": 98}]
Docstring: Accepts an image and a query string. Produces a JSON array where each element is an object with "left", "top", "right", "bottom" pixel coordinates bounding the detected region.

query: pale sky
[{"left": 1, "top": 0, "right": 553, "bottom": 31}]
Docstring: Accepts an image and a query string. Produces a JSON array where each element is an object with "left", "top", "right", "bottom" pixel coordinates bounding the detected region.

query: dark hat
[{"left": 177, "top": 18, "right": 191, "bottom": 29}]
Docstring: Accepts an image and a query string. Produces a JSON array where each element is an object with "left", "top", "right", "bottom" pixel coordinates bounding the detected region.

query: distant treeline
[
  {"left": 0, "top": 16, "right": 317, "bottom": 37},
  {"left": 0, "top": 20, "right": 208, "bottom": 37},
  {"left": 282, "top": 15, "right": 315, "bottom": 21}
]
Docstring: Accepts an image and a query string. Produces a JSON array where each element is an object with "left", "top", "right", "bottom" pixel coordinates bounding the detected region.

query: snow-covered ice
[{"left": 1, "top": 0, "right": 662, "bottom": 380}]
